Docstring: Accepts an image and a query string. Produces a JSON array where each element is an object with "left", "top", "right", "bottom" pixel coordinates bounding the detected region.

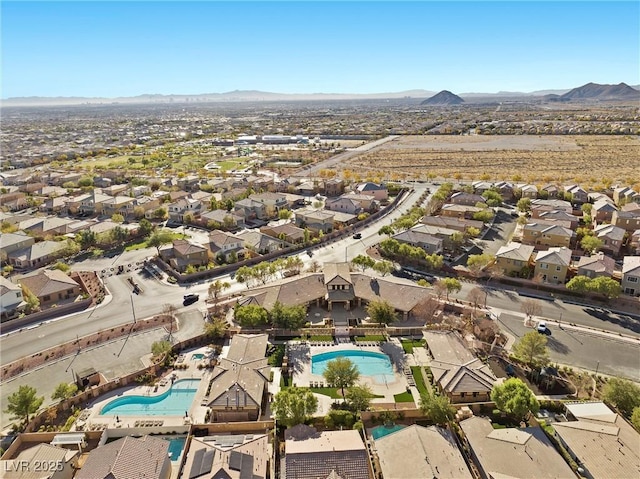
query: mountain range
[{"left": 2, "top": 83, "right": 638, "bottom": 107}]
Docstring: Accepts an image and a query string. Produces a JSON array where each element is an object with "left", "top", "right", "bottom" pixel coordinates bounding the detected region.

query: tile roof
[
  {"left": 1, "top": 443, "right": 77, "bottom": 479},
  {"left": 19, "top": 269, "right": 79, "bottom": 297},
  {"left": 495, "top": 242, "right": 535, "bottom": 261},
  {"left": 375, "top": 425, "right": 472, "bottom": 479},
  {"left": 76, "top": 435, "right": 170, "bottom": 479},
  {"left": 534, "top": 247, "right": 573, "bottom": 266}
]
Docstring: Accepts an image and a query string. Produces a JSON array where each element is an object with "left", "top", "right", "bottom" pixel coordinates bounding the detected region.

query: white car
[{"left": 536, "top": 321, "right": 547, "bottom": 334}]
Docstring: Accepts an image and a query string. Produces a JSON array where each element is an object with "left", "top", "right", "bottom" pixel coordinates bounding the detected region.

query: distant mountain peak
[
  {"left": 559, "top": 82, "right": 640, "bottom": 101},
  {"left": 421, "top": 90, "right": 464, "bottom": 106}
]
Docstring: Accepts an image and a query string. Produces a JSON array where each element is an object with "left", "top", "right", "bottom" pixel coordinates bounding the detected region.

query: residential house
[
  {"left": 100, "top": 184, "right": 129, "bottom": 196},
  {"left": 621, "top": 256, "right": 640, "bottom": 296},
  {"left": 612, "top": 203, "right": 640, "bottom": 232},
  {"left": 294, "top": 208, "right": 334, "bottom": 234},
  {"left": 209, "top": 230, "right": 245, "bottom": 262},
  {"left": 450, "top": 192, "right": 486, "bottom": 207},
  {"left": 295, "top": 181, "right": 317, "bottom": 196},
  {"left": 374, "top": 424, "right": 472, "bottom": 479},
  {"left": 341, "top": 192, "right": 380, "bottom": 212},
  {"left": 613, "top": 186, "right": 640, "bottom": 206},
  {"left": 630, "top": 229, "right": 640, "bottom": 255},
  {"left": 495, "top": 242, "right": 535, "bottom": 276},
  {"left": 421, "top": 215, "right": 484, "bottom": 233},
  {"left": 471, "top": 181, "right": 493, "bottom": 195},
  {"left": 169, "top": 239, "right": 209, "bottom": 271},
  {"left": 234, "top": 198, "right": 268, "bottom": 221},
  {"left": 0, "top": 443, "right": 78, "bottom": 479},
  {"left": 19, "top": 269, "right": 82, "bottom": 308},
  {"left": 593, "top": 223, "right": 625, "bottom": 256},
  {"left": 200, "top": 209, "right": 245, "bottom": 230},
  {"left": 535, "top": 210, "right": 580, "bottom": 229},
  {"left": 237, "top": 230, "right": 289, "bottom": 254},
  {"left": 522, "top": 222, "right": 575, "bottom": 249},
  {"left": 177, "top": 175, "right": 200, "bottom": 192},
  {"left": 0, "top": 276, "right": 26, "bottom": 320},
  {"left": 0, "top": 191, "right": 28, "bottom": 211},
  {"left": 552, "top": 402, "right": 640, "bottom": 479},
  {"left": 392, "top": 227, "right": 443, "bottom": 255},
  {"left": 39, "top": 195, "right": 71, "bottom": 214},
  {"left": 540, "top": 184, "right": 560, "bottom": 198},
  {"left": 0, "top": 231, "right": 35, "bottom": 261},
  {"left": 129, "top": 184, "right": 151, "bottom": 197},
  {"left": 182, "top": 433, "right": 269, "bottom": 479},
  {"left": 284, "top": 425, "right": 372, "bottom": 479},
  {"left": 325, "top": 196, "right": 364, "bottom": 215},
  {"left": 533, "top": 246, "right": 572, "bottom": 284},
  {"left": 19, "top": 216, "right": 83, "bottom": 236},
  {"left": 460, "top": 416, "right": 575, "bottom": 479},
  {"left": 519, "top": 183, "right": 538, "bottom": 199},
  {"left": 67, "top": 191, "right": 111, "bottom": 216},
  {"left": 592, "top": 198, "right": 618, "bottom": 223},
  {"left": 423, "top": 331, "right": 497, "bottom": 403},
  {"left": 565, "top": 184, "right": 588, "bottom": 204},
  {"left": 75, "top": 435, "right": 170, "bottom": 479},
  {"left": 7, "top": 240, "right": 67, "bottom": 269},
  {"left": 530, "top": 198, "right": 573, "bottom": 214},
  {"left": 249, "top": 192, "right": 288, "bottom": 218},
  {"left": 441, "top": 203, "right": 484, "bottom": 220},
  {"left": 129, "top": 195, "right": 161, "bottom": 218},
  {"left": 576, "top": 252, "right": 615, "bottom": 278},
  {"left": 92, "top": 176, "right": 112, "bottom": 188},
  {"left": 323, "top": 178, "right": 344, "bottom": 197},
  {"left": 167, "top": 197, "right": 204, "bottom": 224},
  {"left": 493, "top": 181, "right": 515, "bottom": 201},
  {"left": 261, "top": 223, "right": 306, "bottom": 244},
  {"left": 356, "top": 182, "right": 388, "bottom": 201},
  {"left": 206, "top": 334, "right": 269, "bottom": 421},
  {"left": 412, "top": 224, "right": 459, "bottom": 251}
]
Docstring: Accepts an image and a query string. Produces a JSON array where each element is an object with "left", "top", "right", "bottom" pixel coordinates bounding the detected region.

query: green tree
[
  {"left": 603, "top": 378, "right": 640, "bottom": 416},
  {"left": 378, "top": 225, "right": 395, "bottom": 236},
  {"left": 234, "top": 304, "right": 269, "bottom": 327},
  {"left": 591, "top": 276, "right": 621, "bottom": 299},
  {"left": 467, "top": 253, "right": 495, "bottom": 276},
  {"left": 110, "top": 225, "right": 129, "bottom": 245},
  {"left": 372, "top": 260, "right": 394, "bottom": 276},
  {"left": 138, "top": 218, "right": 154, "bottom": 237},
  {"left": 51, "top": 382, "right": 78, "bottom": 401},
  {"left": 366, "top": 299, "right": 398, "bottom": 325},
  {"left": 516, "top": 197, "right": 532, "bottom": 213},
  {"left": 203, "top": 318, "right": 228, "bottom": 340},
  {"left": 76, "top": 230, "right": 97, "bottom": 250},
  {"left": 466, "top": 226, "right": 481, "bottom": 238},
  {"left": 351, "top": 254, "right": 375, "bottom": 272},
  {"left": 482, "top": 190, "right": 503, "bottom": 207},
  {"left": 53, "top": 262, "right": 70, "bottom": 272},
  {"left": 419, "top": 392, "right": 455, "bottom": 425},
  {"left": 346, "top": 384, "right": 374, "bottom": 412},
  {"left": 4, "top": 385, "right": 44, "bottom": 428},
  {"left": 272, "top": 387, "right": 318, "bottom": 427},
  {"left": 512, "top": 331, "right": 550, "bottom": 368},
  {"left": 278, "top": 209, "right": 292, "bottom": 220},
  {"left": 270, "top": 301, "right": 307, "bottom": 330},
  {"left": 111, "top": 213, "right": 125, "bottom": 224},
  {"left": 566, "top": 275, "right": 592, "bottom": 294},
  {"left": 581, "top": 236, "right": 604, "bottom": 254},
  {"left": 148, "top": 231, "right": 174, "bottom": 255},
  {"left": 439, "top": 278, "right": 461, "bottom": 301},
  {"left": 473, "top": 209, "right": 494, "bottom": 223},
  {"left": 491, "top": 378, "right": 539, "bottom": 422},
  {"left": 151, "top": 340, "right": 172, "bottom": 357},
  {"left": 631, "top": 407, "right": 640, "bottom": 431},
  {"left": 21, "top": 284, "right": 40, "bottom": 314},
  {"left": 235, "top": 266, "right": 253, "bottom": 289},
  {"left": 153, "top": 207, "right": 168, "bottom": 220},
  {"left": 208, "top": 279, "right": 230, "bottom": 304},
  {"left": 323, "top": 357, "right": 360, "bottom": 400}
]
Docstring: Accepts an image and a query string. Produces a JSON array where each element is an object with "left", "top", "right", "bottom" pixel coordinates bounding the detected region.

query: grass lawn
[
  {"left": 307, "top": 335, "right": 334, "bottom": 342},
  {"left": 401, "top": 339, "right": 425, "bottom": 354},
  {"left": 124, "top": 231, "right": 188, "bottom": 252},
  {"left": 309, "top": 387, "right": 343, "bottom": 399},
  {"left": 411, "top": 366, "right": 429, "bottom": 395},
  {"left": 393, "top": 391, "right": 415, "bottom": 403},
  {"left": 279, "top": 375, "right": 293, "bottom": 388}
]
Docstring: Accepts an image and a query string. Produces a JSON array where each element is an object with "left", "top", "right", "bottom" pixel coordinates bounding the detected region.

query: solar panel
[
  {"left": 188, "top": 448, "right": 215, "bottom": 479},
  {"left": 229, "top": 450, "right": 242, "bottom": 471}
]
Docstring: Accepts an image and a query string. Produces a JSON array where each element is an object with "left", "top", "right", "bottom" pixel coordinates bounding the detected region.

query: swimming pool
[
  {"left": 371, "top": 424, "right": 406, "bottom": 440},
  {"left": 165, "top": 436, "right": 186, "bottom": 462},
  {"left": 191, "top": 353, "right": 205, "bottom": 361},
  {"left": 311, "top": 350, "right": 395, "bottom": 384},
  {"left": 100, "top": 379, "right": 201, "bottom": 416}
]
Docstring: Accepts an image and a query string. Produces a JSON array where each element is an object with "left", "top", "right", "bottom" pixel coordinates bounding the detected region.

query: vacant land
[{"left": 347, "top": 135, "right": 640, "bottom": 188}]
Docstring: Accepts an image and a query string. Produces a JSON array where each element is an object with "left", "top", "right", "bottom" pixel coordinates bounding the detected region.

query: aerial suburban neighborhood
[{"left": 2, "top": 90, "right": 640, "bottom": 479}]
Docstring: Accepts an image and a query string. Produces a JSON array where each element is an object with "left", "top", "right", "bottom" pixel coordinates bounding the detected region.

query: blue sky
[{"left": 2, "top": 1, "right": 638, "bottom": 98}]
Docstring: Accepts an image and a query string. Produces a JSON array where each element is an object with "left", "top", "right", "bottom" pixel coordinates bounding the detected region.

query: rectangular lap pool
[{"left": 100, "top": 379, "right": 201, "bottom": 416}]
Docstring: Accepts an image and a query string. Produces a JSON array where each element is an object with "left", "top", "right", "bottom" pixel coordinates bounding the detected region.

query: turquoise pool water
[
  {"left": 165, "top": 437, "right": 186, "bottom": 462},
  {"left": 191, "top": 353, "right": 205, "bottom": 361},
  {"left": 311, "top": 350, "right": 395, "bottom": 384},
  {"left": 100, "top": 379, "right": 201, "bottom": 416},
  {"left": 371, "top": 424, "right": 406, "bottom": 440}
]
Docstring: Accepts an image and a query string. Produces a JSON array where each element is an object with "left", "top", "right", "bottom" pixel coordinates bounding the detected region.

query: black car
[
  {"left": 183, "top": 294, "right": 199, "bottom": 306},
  {"left": 352, "top": 233, "right": 362, "bottom": 239}
]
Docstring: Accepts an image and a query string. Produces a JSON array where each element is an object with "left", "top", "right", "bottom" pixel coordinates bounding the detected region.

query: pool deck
[
  {"left": 80, "top": 347, "right": 215, "bottom": 431},
  {"left": 286, "top": 340, "right": 412, "bottom": 405}
]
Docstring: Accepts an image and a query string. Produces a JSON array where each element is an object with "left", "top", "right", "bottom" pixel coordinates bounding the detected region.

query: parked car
[
  {"left": 536, "top": 321, "right": 547, "bottom": 334},
  {"left": 352, "top": 233, "right": 362, "bottom": 239},
  {"left": 183, "top": 294, "right": 199, "bottom": 306}
]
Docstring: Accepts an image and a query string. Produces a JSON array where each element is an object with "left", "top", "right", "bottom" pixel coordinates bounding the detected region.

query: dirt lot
[{"left": 346, "top": 135, "right": 640, "bottom": 188}]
